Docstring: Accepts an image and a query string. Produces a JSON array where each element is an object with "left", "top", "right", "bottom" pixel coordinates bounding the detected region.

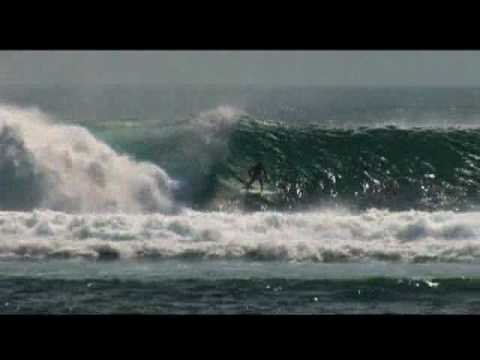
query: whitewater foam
[
  {"left": 0, "top": 104, "right": 177, "bottom": 213},
  {"left": 0, "top": 208, "right": 480, "bottom": 262}
]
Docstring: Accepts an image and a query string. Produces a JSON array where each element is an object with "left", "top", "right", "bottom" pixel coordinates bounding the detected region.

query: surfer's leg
[{"left": 259, "top": 178, "right": 263, "bottom": 193}]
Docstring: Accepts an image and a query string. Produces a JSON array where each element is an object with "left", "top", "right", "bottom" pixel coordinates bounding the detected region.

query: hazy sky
[{"left": 1, "top": 51, "right": 480, "bottom": 87}]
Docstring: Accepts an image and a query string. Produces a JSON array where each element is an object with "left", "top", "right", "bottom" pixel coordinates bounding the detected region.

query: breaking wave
[
  {"left": 94, "top": 109, "right": 480, "bottom": 211},
  {"left": 0, "top": 105, "right": 177, "bottom": 213}
]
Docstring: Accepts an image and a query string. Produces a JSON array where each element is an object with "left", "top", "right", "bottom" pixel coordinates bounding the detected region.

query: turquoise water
[{"left": 91, "top": 120, "right": 480, "bottom": 212}]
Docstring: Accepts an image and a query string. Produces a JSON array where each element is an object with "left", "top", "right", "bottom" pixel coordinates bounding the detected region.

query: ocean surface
[{"left": 2, "top": 86, "right": 480, "bottom": 314}]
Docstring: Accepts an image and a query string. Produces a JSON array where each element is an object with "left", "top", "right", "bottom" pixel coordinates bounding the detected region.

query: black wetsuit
[{"left": 246, "top": 162, "right": 267, "bottom": 191}]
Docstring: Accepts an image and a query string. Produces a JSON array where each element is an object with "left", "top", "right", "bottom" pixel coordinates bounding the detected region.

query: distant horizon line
[{"left": 2, "top": 83, "right": 480, "bottom": 89}]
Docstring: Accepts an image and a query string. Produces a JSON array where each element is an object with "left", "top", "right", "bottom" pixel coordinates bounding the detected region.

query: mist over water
[{"left": 3, "top": 85, "right": 480, "bottom": 126}]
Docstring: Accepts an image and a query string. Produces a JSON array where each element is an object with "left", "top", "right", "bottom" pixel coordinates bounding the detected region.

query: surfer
[
  {"left": 384, "top": 179, "right": 400, "bottom": 195},
  {"left": 246, "top": 161, "right": 268, "bottom": 192}
]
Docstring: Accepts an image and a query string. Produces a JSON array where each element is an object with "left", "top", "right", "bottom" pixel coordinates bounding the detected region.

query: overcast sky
[{"left": 1, "top": 51, "right": 480, "bottom": 87}]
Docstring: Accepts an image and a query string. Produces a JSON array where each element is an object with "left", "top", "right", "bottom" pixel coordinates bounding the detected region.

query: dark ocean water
[{"left": 2, "top": 260, "right": 480, "bottom": 314}]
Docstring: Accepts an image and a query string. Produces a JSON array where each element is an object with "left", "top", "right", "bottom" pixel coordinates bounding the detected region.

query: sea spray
[{"left": 0, "top": 105, "right": 177, "bottom": 213}]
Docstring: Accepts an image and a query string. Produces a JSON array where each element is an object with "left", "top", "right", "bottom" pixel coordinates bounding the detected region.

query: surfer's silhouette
[
  {"left": 246, "top": 161, "right": 268, "bottom": 192},
  {"left": 384, "top": 179, "right": 400, "bottom": 195}
]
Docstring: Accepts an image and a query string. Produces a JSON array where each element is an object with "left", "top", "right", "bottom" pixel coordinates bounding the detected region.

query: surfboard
[
  {"left": 217, "top": 167, "right": 280, "bottom": 207},
  {"left": 240, "top": 189, "right": 276, "bottom": 196},
  {"left": 241, "top": 186, "right": 279, "bottom": 205},
  {"left": 243, "top": 192, "right": 275, "bottom": 207}
]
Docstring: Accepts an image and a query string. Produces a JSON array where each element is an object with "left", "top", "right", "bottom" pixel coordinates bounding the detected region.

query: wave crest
[{"left": 0, "top": 105, "right": 177, "bottom": 213}]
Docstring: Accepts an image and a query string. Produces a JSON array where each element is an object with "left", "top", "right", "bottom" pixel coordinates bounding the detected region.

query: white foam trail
[
  {"left": 1, "top": 208, "right": 480, "bottom": 262},
  {"left": 0, "top": 105, "right": 176, "bottom": 213}
]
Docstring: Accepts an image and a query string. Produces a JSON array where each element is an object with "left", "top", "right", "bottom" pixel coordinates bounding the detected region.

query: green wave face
[{"left": 91, "top": 117, "right": 480, "bottom": 212}]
